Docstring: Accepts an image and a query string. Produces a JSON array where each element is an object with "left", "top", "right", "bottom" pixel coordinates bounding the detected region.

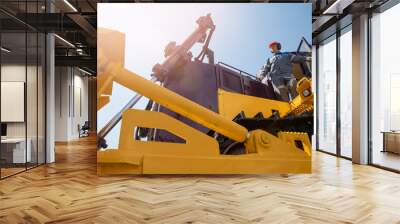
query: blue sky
[{"left": 97, "top": 3, "right": 311, "bottom": 148}]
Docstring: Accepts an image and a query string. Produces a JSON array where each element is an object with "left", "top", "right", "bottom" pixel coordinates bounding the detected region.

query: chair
[{"left": 78, "top": 121, "right": 90, "bottom": 138}]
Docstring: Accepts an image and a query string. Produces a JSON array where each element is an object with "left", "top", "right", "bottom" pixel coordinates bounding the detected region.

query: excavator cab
[
  {"left": 145, "top": 37, "right": 313, "bottom": 155},
  {"left": 292, "top": 37, "right": 312, "bottom": 80}
]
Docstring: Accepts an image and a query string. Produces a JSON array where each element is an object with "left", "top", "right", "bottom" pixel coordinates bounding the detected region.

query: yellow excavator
[{"left": 97, "top": 14, "right": 313, "bottom": 174}]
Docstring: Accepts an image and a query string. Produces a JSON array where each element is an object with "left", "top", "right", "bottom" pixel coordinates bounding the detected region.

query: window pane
[
  {"left": 1, "top": 31, "right": 27, "bottom": 177},
  {"left": 38, "top": 33, "right": 46, "bottom": 165},
  {"left": 27, "top": 31, "right": 38, "bottom": 169},
  {"left": 371, "top": 3, "right": 400, "bottom": 171},
  {"left": 0, "top": 1, "right": 46, "bottom": 179},
  {"left": 317, "top": 36, "right": 337, "bottom": 154},
  {"left": 339, "top": 28, "right": 352, "bottom": 158}
]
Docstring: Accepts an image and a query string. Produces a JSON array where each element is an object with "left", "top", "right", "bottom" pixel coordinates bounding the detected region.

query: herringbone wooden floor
[{"left": 1, "top": 136, "right": 400, "bottom": 224}]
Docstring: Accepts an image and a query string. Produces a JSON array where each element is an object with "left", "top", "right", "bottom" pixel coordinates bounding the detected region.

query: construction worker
[{"left": 257, "top": 41, "right": 307, "bottom": 102}]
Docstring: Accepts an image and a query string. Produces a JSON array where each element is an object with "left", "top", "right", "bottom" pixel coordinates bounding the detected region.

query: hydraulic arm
[
  {"left": 104, "top": 63, "right": 248, "bottom": 143},
  {"left": 152, "top": 14, "right": 215, "bottom": 80},
  {"left": 97, "top": 14, "right": 215, "bottom": 147}
]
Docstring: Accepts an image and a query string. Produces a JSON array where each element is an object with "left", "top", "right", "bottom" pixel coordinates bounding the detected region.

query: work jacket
[{"left": 257, "top": 52, "right": 306, "bottom": 81}]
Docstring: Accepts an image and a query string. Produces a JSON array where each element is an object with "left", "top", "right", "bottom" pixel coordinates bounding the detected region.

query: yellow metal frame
[
  {"left": 289, "top": 78, "right": 313, "bottom": 115},
  {"left": 97, "top": 28, "right": 125, "bottom": 111},
  {"left": 97, "top": 28, "right": 313, "bottom": 175},
  {"left": 218, "top": 89, "right": 291, "bottom": 120},
  {"left": 98, "top": 109, "right": 311, "bottom": 174},
  {"left": 217, "top": 77, "right": 313, "bottom": 121},
  {"left": 277, "top": 132, "right": 312, "bottom": 156}
]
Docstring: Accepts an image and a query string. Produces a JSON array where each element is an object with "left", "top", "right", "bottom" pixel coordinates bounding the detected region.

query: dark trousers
[{"left": 272, "top": 77, "right": 298, "bottom": 102}]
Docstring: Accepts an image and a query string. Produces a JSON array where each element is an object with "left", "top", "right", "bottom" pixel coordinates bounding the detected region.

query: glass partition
[
  {"left": 27, "top": 31, "right": 38, "bottom": 169},
  {"left": 370, "top": 3, "right": 400, "bottom": 171},
  {"left": 317, "top": 35, "right": 337, "bottom": 154},
  {"left": 1, "top": 31, "right": 28, "bottom": 177},
  {"left": 38, "top": 32, "right": 45, "bottom": 165},
  {"left": 339, "top": 26, "right": 352, "bottom": 158},
  {"left": 0, "top": 2, "right": 46, "bottom": 179}
]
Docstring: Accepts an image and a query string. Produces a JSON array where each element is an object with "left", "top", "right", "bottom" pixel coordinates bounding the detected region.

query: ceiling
[
  {"left": 0, "top": 0, "right": 391, "bottom": 73},
  {"left": 311, "top": 0, "right": 388, "bottom": 42}
]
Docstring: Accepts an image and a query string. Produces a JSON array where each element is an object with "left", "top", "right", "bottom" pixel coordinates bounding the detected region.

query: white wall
[
  {"left": 1, "top": 66, "right": 25, "bottom": 131},
  {"left": 54, "top": 67, "right": 89, "bottom": 141},
  {"left": 1, "top": 63, "right": 46, "bottom": 164},
  {"left": 71, "top": 73, "right": 89, "bottom": 138},
  {"left": 1, "top": 65, "right": 36, "bottom": 138},
  {"left": 55, "top": 67, "right": 69, "bottom": 141}
]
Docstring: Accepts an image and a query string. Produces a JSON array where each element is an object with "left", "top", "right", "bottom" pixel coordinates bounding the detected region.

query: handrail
[{"left": 218, "top": 62, "right": 258, "bottom": 80}]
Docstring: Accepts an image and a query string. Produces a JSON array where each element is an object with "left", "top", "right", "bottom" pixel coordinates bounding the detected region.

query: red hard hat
[{"left": 268, "top": 41, "right": 280, "bottom": 49}]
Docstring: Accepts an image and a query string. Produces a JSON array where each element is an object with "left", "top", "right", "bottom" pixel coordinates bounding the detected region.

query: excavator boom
[{"left": 97, "top": 14, "right": 216, "bottom": 146}]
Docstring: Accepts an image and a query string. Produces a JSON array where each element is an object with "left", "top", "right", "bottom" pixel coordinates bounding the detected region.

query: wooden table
[{"left": 381, "top": 131, "right": 400, "bottom": 154}]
